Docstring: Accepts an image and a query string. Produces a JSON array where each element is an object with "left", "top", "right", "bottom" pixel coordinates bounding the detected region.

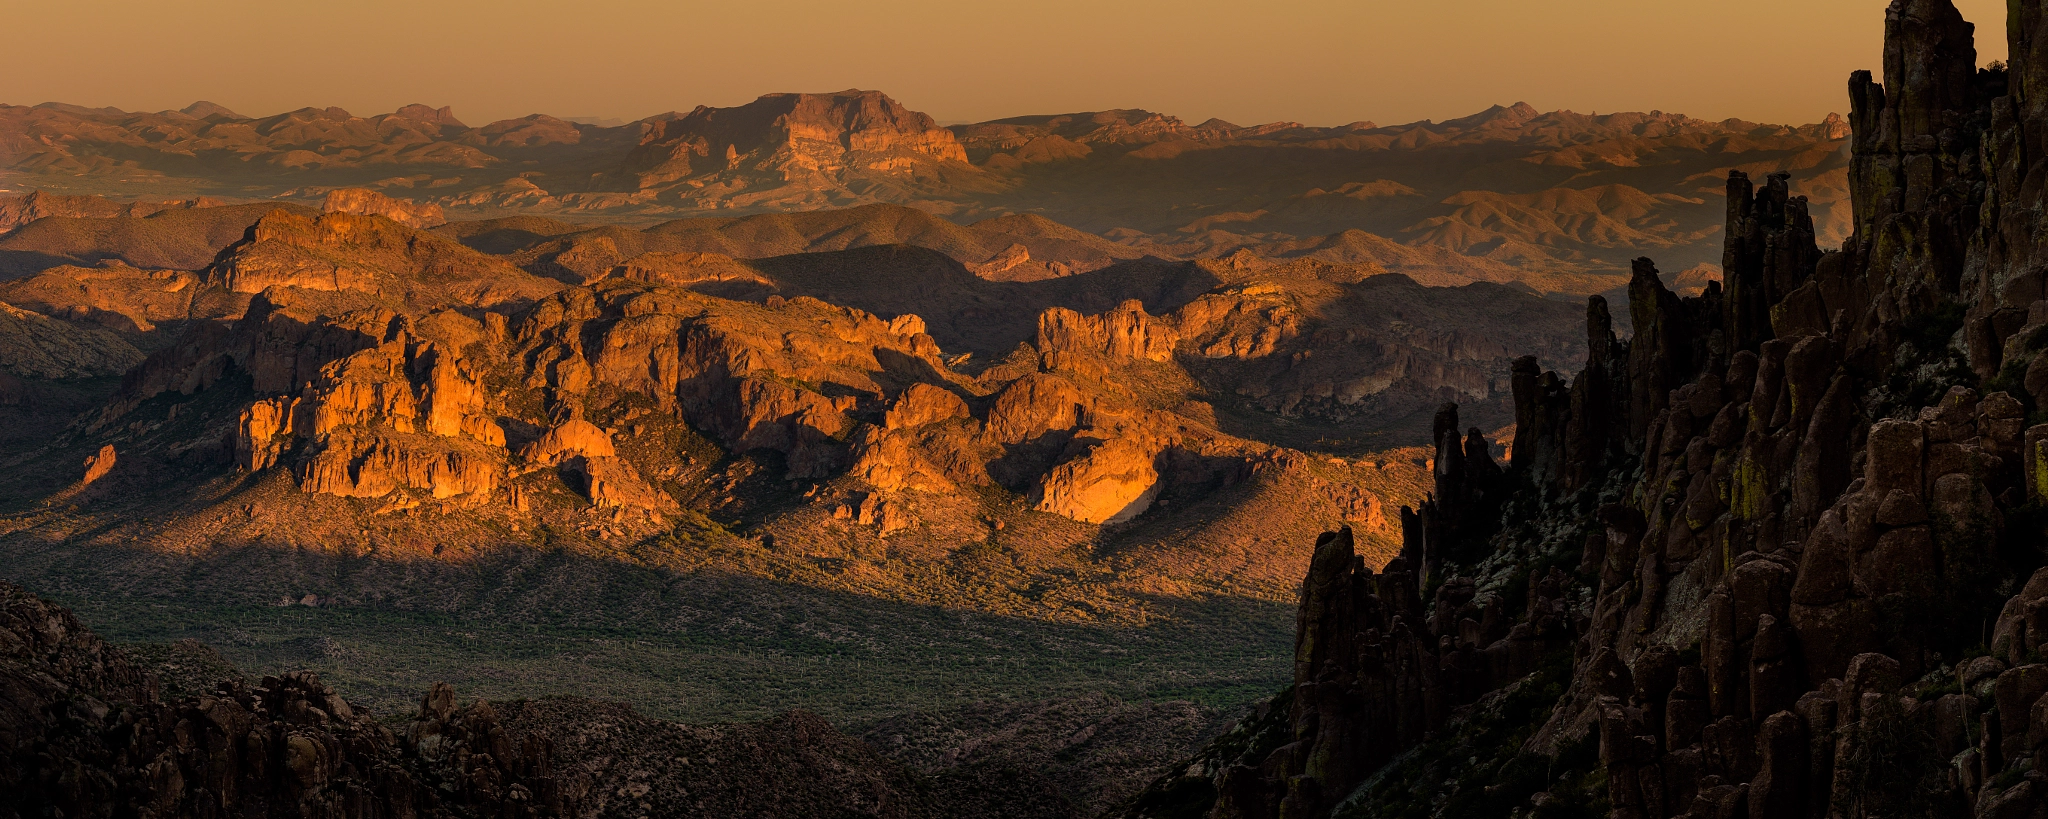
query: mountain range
[
  {"left": 0, "top": 92, "right": 1850, "bottom": 294},
  {"left": 0, "top": 32, "right": 1961, "bottom": 819}
]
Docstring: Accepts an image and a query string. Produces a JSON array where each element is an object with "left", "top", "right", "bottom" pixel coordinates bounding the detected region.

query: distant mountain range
[{"left": 0, "top": 91, "right": 1850, "bottom": 292}]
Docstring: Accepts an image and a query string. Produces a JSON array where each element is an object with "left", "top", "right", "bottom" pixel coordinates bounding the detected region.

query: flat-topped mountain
[{"left": 611, "top": 90, "right": 994, "bottom": 210}]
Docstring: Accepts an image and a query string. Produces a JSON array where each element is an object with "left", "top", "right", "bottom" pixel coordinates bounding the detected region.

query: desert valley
[{"left": 9, "top": 1, "right": 2048, "bottom": 817}]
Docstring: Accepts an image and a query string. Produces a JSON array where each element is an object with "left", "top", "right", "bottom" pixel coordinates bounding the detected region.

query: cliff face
[{"left": 1136, "top": 2, "right": 2048, "bottom": 817}]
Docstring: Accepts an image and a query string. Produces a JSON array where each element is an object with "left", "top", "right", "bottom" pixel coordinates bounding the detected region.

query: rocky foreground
[
  {"left": 1115, "top": 1, "right": 2048, "bottom": 817},
  {"left": 0, "top": 578, "right": 1247, "bottom": 819}
]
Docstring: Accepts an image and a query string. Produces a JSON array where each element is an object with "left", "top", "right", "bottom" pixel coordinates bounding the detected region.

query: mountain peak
[
  {"left": 178, "top": 100, "right": 243, "bottom": 120},
  {"left": 392, "top": 103, "right": 465, "bottom": 128}
]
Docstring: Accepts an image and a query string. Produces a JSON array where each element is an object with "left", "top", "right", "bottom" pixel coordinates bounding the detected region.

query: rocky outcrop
[
  {"left": 1202, "top": 526, "right": 1573, "bottom": 818},
  {"left": 611, "top": 90, "right": 988, "bottom": 210},
  {"left": 151, "top": 301, "right": 514, "bottom": 501},
  {"left": 79, "top": 444, "right": 116, "bottom": 485},
  {"left": 884, "top": 383, "right": 970, "bottom": 429},
  {"left": 1036, "top": 300, "right": 1179, "bottom": 373},
  {"left": 563, "top": 455, "right": 669, "bottom": 510},
  {"left": 1722, "top": 171, "right": 1822, "bottom": 350},
  {"left": 322, "top": 187, "right": 447, "bottom": 229},
  {"left": 515, "top": 284, "right": 945, "bottom": 479},
  {"left": 206, "top": 209, "right": 558, "bottom": 310},
  {"left": 985, "top": 373, "right": 1088, "bottom": 446},
  {"left": 298, "top": 432, "right": 500, "bottom": 500},
  {"left": 0, "top": 264, "right": 207, "bottom": 335},
  {"left": 1033, "top": 435, "right": 1163, "bottom": 524},
  {"left": 520, "top": 419, "right": 615, "bottom": 464}
]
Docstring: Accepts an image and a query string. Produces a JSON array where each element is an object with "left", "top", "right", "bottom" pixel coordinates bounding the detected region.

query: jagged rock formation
[
  {"left": 1123, "top": 3, "right": 2048, "bottom": 818},
  {"left": 79, "top": 444, "right": 116, "bottom": 486}
]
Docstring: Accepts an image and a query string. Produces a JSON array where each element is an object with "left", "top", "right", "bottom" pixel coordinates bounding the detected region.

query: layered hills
[
  {"left": 0, "top": 171, "right": 1585, "bottom": 816},
  {"left": 0, "top": 90, "right": 1852, "bottom": 294}
]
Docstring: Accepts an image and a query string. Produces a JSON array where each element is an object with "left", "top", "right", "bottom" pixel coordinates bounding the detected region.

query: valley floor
[{"left": 1, "top": 549, "right": 1292, "bottom": 728}]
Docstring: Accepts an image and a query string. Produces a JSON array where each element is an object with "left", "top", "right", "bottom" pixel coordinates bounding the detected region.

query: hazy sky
[{"left": 2, "top": 0, "right": 2012, "bottom": 128}]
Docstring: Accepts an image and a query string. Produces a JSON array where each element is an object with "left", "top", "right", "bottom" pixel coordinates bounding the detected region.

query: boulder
[
  {"left": 520, "top": 420, "right": 615, "bottom": 465},
  {"left": 1034, "top": 436, "right": 1162, "bottom": 525},
  {"left": 80, "top": 444, "right": 116, "bottom": 485}
]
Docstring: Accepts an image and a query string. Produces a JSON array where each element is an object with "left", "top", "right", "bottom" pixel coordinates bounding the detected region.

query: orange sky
[{"left": 1, "top": 0, "right": 2011, "bottom": 128}]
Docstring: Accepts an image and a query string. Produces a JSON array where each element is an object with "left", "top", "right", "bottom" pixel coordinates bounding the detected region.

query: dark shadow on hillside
[
  {"left": 0, "top": 403, "right": 1292, "bottom": 726},
  {"left": 0, "top": 524, "right": 1295, "bottom": 728}
]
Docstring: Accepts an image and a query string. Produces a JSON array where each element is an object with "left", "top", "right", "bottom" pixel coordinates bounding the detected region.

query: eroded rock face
[
  {"left": 206, "top": 209, "right": 558, "bottom": 310},
  {"left": 613, "top": 90, "right": 983, "bottom": 210},
  {"left": 986, "top": 373, "right": 1088, "bottom": 446},
  {"left": 514, "top": 284, "right": 945, "bottom": 479},
  {"left": 1034, "top": 435, "right": 1162, "bottom": 524},
  {"left": 884, "top": 383, "right": 970, "bottom": 430},
  {"left": 521, "top": 419, "right": 616, "bottom": 464},
  {"left": 563, "top": 455, "right": 668, "bottom": 510},
  {"left": 1036, "top": 300, "right": 1178, "bottom": 373},
  {"left": 80, "top": 444, "right": 116, "bottom": 485},
  {"left": 159, "top": 302, "right": 513, "bottom": 502},
  {"left": 322, "top": 187, "right": 447, "bottom": 229},
  {"left": 1203, "top": 527, "right": 1572, "bottom": 818}
]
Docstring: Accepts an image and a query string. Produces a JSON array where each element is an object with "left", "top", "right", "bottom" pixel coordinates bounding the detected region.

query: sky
[{"left": 0, "top": 0, "right": 2013, "bottom": 128}]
